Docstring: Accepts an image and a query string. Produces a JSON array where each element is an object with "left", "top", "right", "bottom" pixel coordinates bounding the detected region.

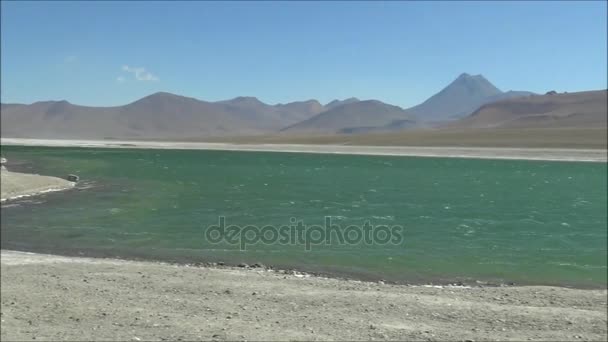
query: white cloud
[
  {"left": 116, "top": 76, "right": 126, "bottom": 83},
  {"left": 121, "top": 65, "right": 159, "bottom": 81}
]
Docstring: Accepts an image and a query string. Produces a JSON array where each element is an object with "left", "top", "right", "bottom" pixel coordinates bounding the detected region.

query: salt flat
[{"left": 2, "top": 138, "right": 606, "bottom": 162}]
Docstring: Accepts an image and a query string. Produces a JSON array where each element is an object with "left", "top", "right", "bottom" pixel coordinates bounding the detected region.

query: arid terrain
[
  {"left": 2, "top": 138, "right": 606, "bottom": 162},
  {"left": 3, "top": 73, "right": 604, "bottom": 141},
  {"left": 451, "top": 90, "right": 607, "bottom": 129},
  {"left": 2, "top": 2, "right": 606, "bottom": 341},
  {"left": 4, "top": 88, "right": 603, "bottom": 149},
  {"left": 1, "top": 251, "right": 607, "bottom": 341},
  {"left": 205, "top": 127, "right": 608, "bottom": 149},
  {"left": 0, "top": 168, "right": 74, "bottom": 202}
]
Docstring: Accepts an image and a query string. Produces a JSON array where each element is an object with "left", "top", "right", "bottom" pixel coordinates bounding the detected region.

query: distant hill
[
  {"left": 3, "top": 75, "right": 601, "bottom": 140},
  {"left": 448, "top": 90, "right": 607, "bottom": 129},
  {"left": 1, "top": 93, "right": 410, "bottom": 138},
  {"left": 275, "top": 99, "right": 325, "bottom": 123},
  {"left": 281, "top": 73, "right": 538, "bottom": 134},
  {"left": 406, "top": 73, "right": 535, "bottom": 122},
  {"left": 325, "top": 97, "right": 360, "bottom": 111},
  {"left": 282, "top": 100, "right": 414, "bottom": 134},
  {"left": 0, "top": 93, "right": 325, "bottom": 139}
]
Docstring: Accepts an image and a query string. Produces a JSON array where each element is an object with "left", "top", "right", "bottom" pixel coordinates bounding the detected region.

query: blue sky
[{"left": 1, "top": 1, "right": 606, "bottom": 107}]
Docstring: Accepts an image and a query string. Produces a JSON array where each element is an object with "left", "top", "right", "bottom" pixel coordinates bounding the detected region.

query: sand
[
  {"left": 2, "top": 138, "right": 607, "bottom": 162},
  {"left": 1, "top": 250, "right": 606, "bottom": 341},
  {"left": 0, "top": 168, "right": 75, "bottom": 202}
]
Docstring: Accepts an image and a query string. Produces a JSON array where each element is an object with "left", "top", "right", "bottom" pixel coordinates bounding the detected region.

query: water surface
[{"left": 1, "top": 146, "right": 606, "bottom": 288}]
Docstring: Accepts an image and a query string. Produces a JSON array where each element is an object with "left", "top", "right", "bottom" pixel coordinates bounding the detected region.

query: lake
[{"left": 1, "top": 145, "right": 606, "bottom": 288}]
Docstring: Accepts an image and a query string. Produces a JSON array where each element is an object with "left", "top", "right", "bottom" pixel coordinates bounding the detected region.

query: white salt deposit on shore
[{"left": 2, "top": 138, "right": 607, "bottom": 162}]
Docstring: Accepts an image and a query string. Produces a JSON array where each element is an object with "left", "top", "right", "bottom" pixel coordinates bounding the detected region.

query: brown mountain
[
  {"left": 406, "top": 73, "right": 535, "bottom": 122},
  {"left": 448, "top": 90, "right": 607, "bottom": 129},
  {"left": 0, "top": 92, "right": 323, "bottom": 139},
  {"left": 275, "top": 99, "right": 325, "bottom": 123},
  {"left": 325, "top": 97, "right": 360, "bottom": 111},
  {"left": 281, "top": 100, "right": 414, "bottom": 134},
  {"left": 2, "top": 79, "right": 600, "bottom": 140}
]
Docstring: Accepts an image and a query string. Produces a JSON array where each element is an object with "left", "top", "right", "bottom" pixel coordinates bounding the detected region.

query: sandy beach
[
  {"left": 2, "top": 138, "right": 606, "bottom": 162},
  {"left": 1, "top": 250, "right": 606, "bottom": 341},
  {"left": 0, "top": 168, "right": 75, "bottom": 202}
]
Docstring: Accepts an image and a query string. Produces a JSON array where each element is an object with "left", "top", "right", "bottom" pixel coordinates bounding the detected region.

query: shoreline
[
  {"left": 0, "top": 168, "right": 75, "bottom": 202},
  {"left": 2, "top": 250, "right": 607, "bottom": 341},
  {"left": 0, "top": 186, "right": 74, "bottom": 203},
  {"left": 0, "top": 249, "right": 592, "bottom": 290},
  {"left": 2, "top": 138, "right": 607, "bottom": 162},
  {"left": 2, "top": 245, "right": 605, "bottom": 290}
]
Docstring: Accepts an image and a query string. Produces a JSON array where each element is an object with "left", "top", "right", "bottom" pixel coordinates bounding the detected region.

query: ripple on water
[
  {"left": 548, "top": 262, "right": 608, "bottom": 270},
  {"left": 371, "top": 215, "right": 395, "bottom": 221},
  {"left": 1, "top": 146, "right": 606, "bottom": 288}
]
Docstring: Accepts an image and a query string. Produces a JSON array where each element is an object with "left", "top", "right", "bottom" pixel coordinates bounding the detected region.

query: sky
[{"left": 1, "top": 1, "right": 606, "bottom": 108}]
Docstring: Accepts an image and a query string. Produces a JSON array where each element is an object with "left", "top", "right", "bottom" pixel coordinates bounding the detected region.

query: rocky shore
[{"left": 1, "top": 250, "right": 606, "bottom": 341}]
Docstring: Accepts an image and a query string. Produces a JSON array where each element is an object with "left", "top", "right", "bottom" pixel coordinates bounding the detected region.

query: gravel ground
[{"left": 1, "top": 250, "right": 606, "bottom": 341}]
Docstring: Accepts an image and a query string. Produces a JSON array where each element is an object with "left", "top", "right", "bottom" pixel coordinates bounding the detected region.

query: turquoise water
[{"left": 1, "top": 146, "right": 606, "bottom": 287}]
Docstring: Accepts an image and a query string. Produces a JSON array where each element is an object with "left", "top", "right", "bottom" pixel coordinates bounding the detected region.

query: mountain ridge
[
  {"left": 405, "top": 73, "right": 535, "bottom": 122},
  {"left": 448, "top": 89, "right": 607, "bottom": 129},
  {"left": 1, "top": 73, "right": 575, "bottom": 139},
  {"left": 282, "top": 100, "right": 413, "bottom": 134}
]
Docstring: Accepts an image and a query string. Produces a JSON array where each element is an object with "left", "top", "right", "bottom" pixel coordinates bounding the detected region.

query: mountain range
[
  {"left": 1, "top": 93, "right": 326, "bottom": 139},
  {"left": 449, "top": 89, "right": 607, "bottom": 129},
  {"left": 406, "top": 73, "right": 535, "bottom": 122},
  {"left": 2, "top": 73, "right": 604, "bottom": 140}
]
